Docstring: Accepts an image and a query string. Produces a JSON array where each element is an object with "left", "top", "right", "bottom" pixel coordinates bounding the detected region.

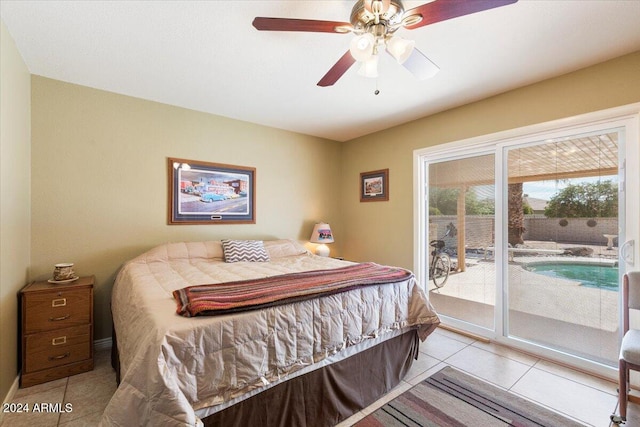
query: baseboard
[{"left": 0, "top": 375, "right": 20, "bottom": 425}]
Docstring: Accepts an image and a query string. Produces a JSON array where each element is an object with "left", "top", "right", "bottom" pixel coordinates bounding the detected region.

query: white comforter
[{"left": 100, "top": 240, "right": 439, "bottom": 426}]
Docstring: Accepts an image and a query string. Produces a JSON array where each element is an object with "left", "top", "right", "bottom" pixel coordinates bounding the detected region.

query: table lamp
[{"left": 310, "top": 223, "right": 334, "bottom": 257}]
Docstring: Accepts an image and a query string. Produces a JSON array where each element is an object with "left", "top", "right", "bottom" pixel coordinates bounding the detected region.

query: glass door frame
[{"left": 414, "top": 103, "right": 640, "bottom": 379}]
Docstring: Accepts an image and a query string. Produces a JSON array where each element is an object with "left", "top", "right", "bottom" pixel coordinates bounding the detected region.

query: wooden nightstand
[{"left": 19, "top": 275, "right": 94, "bottom": 388}]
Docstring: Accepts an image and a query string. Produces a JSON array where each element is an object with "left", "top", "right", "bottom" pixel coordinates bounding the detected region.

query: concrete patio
[{"left": 428, "top": 241, "right": 620, "bottom": 366}]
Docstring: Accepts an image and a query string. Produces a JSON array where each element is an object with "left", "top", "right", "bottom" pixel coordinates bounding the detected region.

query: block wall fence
[{"left": 429, "top": 216, "right": 618, "bottom": 249}]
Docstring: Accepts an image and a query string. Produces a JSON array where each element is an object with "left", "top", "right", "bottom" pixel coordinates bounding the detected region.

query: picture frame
[
  {"left": 168, "top": 157, "right": 256, "bottom": 224},
  {"left": 360, "top": 168, "right": 389, "bottom": 202}
]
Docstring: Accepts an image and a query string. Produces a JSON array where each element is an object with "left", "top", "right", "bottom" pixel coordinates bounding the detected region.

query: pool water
[{"left": 525, "top": 263, "right": 619, "bottom": 291}]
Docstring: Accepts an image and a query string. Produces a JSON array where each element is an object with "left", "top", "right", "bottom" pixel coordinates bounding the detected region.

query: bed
[{"left": 101, "top": 239, "right": 440, "bottom": 426}]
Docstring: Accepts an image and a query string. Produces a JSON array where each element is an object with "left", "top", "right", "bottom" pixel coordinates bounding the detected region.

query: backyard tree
[
  {"left": 544, "top": 180, "right": 618, "bottom": 218},
  {"left": 429, "top": 187, "right": 495, "bottom": 216},
  {"left": 508, "top": 183, "right": 525, "bottom": 246},
  {"left": 431, "top": 184, "right": 527, "bottom": 246},
  {"left": 429, "top": 187, "right": 459, "bottom": 215}
]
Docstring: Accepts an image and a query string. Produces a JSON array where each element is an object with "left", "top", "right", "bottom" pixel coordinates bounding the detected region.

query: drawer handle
[
  {"left": 49, "top": 314, "right": 70, "bottom": 322},
  {"left": 52, "top": 336, "right": 67, "bottom": 346},
  {"left": 52, "top": 298, "right": 67, "bottom": 307},
  {"left": 48, "top": 352, "right": 70, "bottom": 361}
]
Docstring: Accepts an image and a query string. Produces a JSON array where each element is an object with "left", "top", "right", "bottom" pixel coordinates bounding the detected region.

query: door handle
[{"left": 621, "top": 240, "right": 635, "bottom": 265}]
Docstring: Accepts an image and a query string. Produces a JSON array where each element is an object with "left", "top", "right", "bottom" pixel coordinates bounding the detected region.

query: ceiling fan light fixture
[
  {"left": 357, "top": 54, "right": 379, "bottom": 78},
  {"left": 386, "top": 35, "right": 415, "bottom": 64},
  {"left": 349, "top": 33, "right": 375, "bottom": 61}
]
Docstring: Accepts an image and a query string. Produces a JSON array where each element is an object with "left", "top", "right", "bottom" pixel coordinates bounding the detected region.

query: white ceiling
[{"left": 2, "top": 1, "right": 640, "bottom": 142}]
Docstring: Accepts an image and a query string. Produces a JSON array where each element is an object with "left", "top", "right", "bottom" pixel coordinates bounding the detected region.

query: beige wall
[
  {"left": 30, "top": 77, "right": 343, "bottom": 341},
  {"left": 0, "top": 21, "right": 31, "bottom": 403},
  {"left": 341, "top": 51, "right": 640, "bottom": 269}
]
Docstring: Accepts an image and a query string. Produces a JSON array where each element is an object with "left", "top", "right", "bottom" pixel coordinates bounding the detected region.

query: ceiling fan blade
[
  {"left": 252, "top": 17, "right": 352, "bottom": 33},
  {"left": 402, "top": 48, "right": 440, "bottom": 80},
  {"left": 317, "top": 51, "right": 356, "bottom": 87},
  {"left": 404, "top": 0, "right": 518, "bottom": 30}
]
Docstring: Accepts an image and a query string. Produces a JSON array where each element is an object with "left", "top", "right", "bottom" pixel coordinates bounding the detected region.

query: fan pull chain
[{"left": 374, "top": 79, "right": 380, "bottom": 95}]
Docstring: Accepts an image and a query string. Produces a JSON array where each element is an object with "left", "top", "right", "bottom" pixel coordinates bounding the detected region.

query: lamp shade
[
  {"left": 310, "top": 223, "right": 334, "bottom": 244},
  {"left": 357, "top": 55, "right": 379, "bottom": 78},
  {"left": 386, "top": 36, "right": 415, "bottom": 64},
  {"left": 349, "top": 33, "right": 375, "bottom": 62},
  {"left": 310, "top": 223, "right": 333, "bottom": 257}
]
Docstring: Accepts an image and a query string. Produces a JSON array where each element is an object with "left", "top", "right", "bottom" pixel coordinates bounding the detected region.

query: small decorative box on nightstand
[{"left": 19, "top": 275, "right": 94, "bottom": 388}]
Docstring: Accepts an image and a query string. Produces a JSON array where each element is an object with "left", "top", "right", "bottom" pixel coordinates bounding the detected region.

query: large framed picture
[
  {"left": 360, "top": 169, "right": 389, "bottom": 202},
  {"left": 168, "top": 157, "right": 256, "bottom": 224}
]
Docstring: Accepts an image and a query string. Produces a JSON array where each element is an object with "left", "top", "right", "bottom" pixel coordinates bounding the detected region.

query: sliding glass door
[
  {"left": 416, "top": 107, "right": 639, "bottom": 372},
  {"left": 505, "top": 130, "right": 622, "bottom": 366},
  {"left": 426, "top": 153, "right": 496, "bottom": 331}
]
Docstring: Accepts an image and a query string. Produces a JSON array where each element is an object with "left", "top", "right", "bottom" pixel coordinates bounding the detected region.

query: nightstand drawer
[
  {"left": 25, "top": 324, "right": 90, "bottom": 355},
  {"left": 23, "top": 288, "right": 91, "bottom": 333},
  {"left": 24, "top": 339, "right": 91, "bottom": 372}
]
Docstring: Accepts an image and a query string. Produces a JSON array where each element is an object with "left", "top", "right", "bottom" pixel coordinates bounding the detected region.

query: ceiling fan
[{"left": 253, "top": 0, "right": 518, "bottom": 87}]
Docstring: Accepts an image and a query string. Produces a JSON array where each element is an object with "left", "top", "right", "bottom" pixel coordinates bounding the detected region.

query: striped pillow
[{"left": 221, "top": 240, "right": 270, "bottom": 263}]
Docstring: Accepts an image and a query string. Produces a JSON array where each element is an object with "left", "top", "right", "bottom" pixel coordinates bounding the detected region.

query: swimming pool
[{"left": 525, "top": 262, "right": 619, "bottom": 291}]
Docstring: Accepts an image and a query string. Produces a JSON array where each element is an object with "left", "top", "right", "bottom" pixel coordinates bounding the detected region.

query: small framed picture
[
  {"left": 168, "top": 157, "right": 256, "bottom": 224},
  {"left": 360, "top": 169, "right": 389, "bottom": 202}
]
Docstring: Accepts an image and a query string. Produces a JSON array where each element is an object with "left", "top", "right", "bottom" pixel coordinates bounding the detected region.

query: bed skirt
[
  {"left": 201, "top": 330, "right": 420, "bottom": 427},
  {"left": 112, "top": 328, "right": 420, "bottom": 426}
]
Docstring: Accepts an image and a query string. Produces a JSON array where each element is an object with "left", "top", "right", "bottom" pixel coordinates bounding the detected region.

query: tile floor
[
  {"left": 2, "top": 328, "right": 638, "bottom": 426},
  {"left": 1, "top": 348, "right": 115, "bottom": 426},
  {"left": 339, "top": 328, "right": 638, "bottom": 427}
]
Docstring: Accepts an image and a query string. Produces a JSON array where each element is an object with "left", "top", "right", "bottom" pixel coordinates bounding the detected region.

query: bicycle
[{"left": 429, "top": 222, "right": 457, "bottom": 288}]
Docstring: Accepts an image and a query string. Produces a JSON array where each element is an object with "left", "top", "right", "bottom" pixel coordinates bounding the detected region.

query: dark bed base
[
  {"left": 111, "top": 329, "right": 419, "bottom": 427},
  {"left": 111, "top": 324, "right": 121, "bottom": 384},
  {"left": 202, "top": 330, "right": 419, "bottom": 427}
]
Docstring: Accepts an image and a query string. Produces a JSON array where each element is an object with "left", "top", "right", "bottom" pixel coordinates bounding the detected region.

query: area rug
[{"left": 354, "top": 366, "right": 584, "bottom": 426}]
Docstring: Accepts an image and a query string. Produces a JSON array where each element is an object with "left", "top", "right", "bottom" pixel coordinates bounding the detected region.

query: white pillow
[
  {"left": 264, "top": 239, "right": 309, "bottom": 258},
  {"left": 221, "top": 239, "right": 270, "bottom": 263}
]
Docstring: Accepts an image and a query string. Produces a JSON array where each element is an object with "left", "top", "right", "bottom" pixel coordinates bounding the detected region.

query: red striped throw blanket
[{"left": 173, "top": 262, "right": 413, "bottom": 317}]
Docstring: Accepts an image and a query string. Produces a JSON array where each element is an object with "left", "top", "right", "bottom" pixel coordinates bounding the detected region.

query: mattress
[{"left": 100, "top": 239, "right": 440, "bottom": 426}]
